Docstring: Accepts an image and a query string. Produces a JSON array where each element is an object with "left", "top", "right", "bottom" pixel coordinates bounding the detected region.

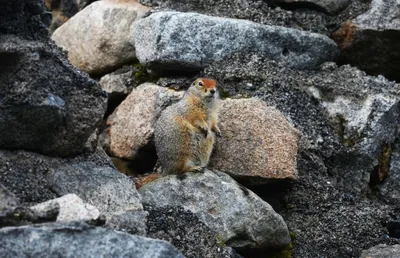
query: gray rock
[
  {"left": 52, "top": 0, "right": 150, "bottom": 75},
  {"left": 137, "top": 0, "right": 369, "bottom": 35},
  {"left": 360, "top": 244, "right": 400, "bottom": 258},
  {"left": 333, "top": 0, "right": 400, "bottom": 82},
  {"left": 139, "top": 169, "right": 290, "bottom": 251},
  {"left": 0, "top": 183, "right": 19, "bottom": 217},
  {"left": 30, "top": 194, "right": 100, "bottom": 223},
  {"left": 145, "top": 204, "right": 240, "bottom": 258},
  {"left": 130, "top": 11, "right": 339, "bottom": 74},
  {"left": 0, "top": 148, "right": 146, "bottom": 234},
  {"left": 0, "top": 222, "right": 184, "bottom": 258},
  {"left": 0, "top": 2, "right": 107, "bottom": 157}
]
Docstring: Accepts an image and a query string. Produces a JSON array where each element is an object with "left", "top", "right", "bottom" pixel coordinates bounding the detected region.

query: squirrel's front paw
[{"left": 199, "top": 126, "right": 208, "bottom": 137}]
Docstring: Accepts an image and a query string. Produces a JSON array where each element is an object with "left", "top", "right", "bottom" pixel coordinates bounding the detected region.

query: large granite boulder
[
  {"left": 360, "top": 244, "right": 400, "bottom": 258},
  {"left": 52, "top": 0, "right": 150, "bottom": 75},
  {"left": 210, "top": 98, "right": 300, "bottom": 185},
  {"left": 140, "top": 169, "right": 291, "bottom": 251},
  {"left": 131, "top": 11, "right": 339, "bottom": 74}
]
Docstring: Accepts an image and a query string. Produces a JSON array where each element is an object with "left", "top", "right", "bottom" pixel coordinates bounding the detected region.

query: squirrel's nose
[{"left": 210, "top": 89, "right": 216, "bottom": 94}]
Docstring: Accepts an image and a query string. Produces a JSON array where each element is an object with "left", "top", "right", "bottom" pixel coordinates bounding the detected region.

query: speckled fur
[{"left": 155, "top": 78, "right": 220, "bottom": 175}]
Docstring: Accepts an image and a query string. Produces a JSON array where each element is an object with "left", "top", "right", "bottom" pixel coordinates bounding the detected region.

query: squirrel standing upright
[{"left": 154, "top": 78, "right": 221, "bottom": 175}]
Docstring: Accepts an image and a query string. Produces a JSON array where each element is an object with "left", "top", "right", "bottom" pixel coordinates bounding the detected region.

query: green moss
[
  {"left": 370, "top": 143, "right": 393, "bottom": 187},
  {"left": 215, "top": 235, "right": 226, "bottom": 247}
]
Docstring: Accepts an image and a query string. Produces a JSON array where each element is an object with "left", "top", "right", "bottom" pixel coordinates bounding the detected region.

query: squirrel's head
[{"left": 188, "top": 78, "right": 218, "bottom": 100}]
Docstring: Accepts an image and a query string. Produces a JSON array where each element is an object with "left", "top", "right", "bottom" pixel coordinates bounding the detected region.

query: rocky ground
[{"left": 1, "top": 0, "right": 400, "bottom": 257}]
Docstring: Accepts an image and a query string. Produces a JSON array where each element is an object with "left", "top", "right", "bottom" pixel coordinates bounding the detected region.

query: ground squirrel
[{"left": 154, "top": 78, "right": 221, "bottom": 175}]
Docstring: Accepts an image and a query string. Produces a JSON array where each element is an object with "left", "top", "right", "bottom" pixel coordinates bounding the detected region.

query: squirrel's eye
[{"left": 198, "top": 81, "right": 204, "bottom": 86}]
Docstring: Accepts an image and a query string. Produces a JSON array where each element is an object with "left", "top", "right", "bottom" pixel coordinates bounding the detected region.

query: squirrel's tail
[{"left": 135, "top": 173, "right": 161, "bottom": 189}]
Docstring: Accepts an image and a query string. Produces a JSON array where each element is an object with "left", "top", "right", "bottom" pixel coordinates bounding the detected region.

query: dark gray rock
[
  {"left": 131, "top": 11, "right": 339, "bottom": 74},
  {"left": 0, "top": 148, "right": 146, "bottom": 234},
  {"left": 333, "top": 0, "right": 400, "bottom": 82},
  {"left": 139, "top": 169, "right": 290, "bottom": 251},
  {"left": 145, "top": 204, "right": 241, "bottom": 258},
  {"left": 0, "top": 222, "right": 184, "bottom": 258},
  {"left": 0, "top": 0, "right": 107, "bottom": 157},
  {"left": 360, "top": 244, "right": 400, "bottom": 258},
  {"left": 378, "top": 140, "right": 400, "bottom": 205}
]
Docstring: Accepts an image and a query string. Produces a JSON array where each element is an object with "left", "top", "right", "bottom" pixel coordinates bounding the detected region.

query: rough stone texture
[
  {"left": 201, "top": 54, "right": 400, "bottom": 256},
  {"left": 106, "top": 83, "right": 184, "bottom": 160},
  {"left": 137, "top": 0, "right": 370, "bottom": 35},
  {"left": 360, "top": 244, "right": 400, "bottom": 258},
  {"left": 145, "top": 204, "right": 241, "bottom": 258},
  {"left": 0, "top": 183, "right": 19, "bottom": 217},
  {"left": 333, "top": 0, "right": 400, "bottom": 82},
  {"left": 0, "top": 147, "right": 146, "bottom": 234},
  {"left": 210, "top": 98, "right": 299, "bottom": 184},
  {"left": 52, "top": 0, "right": 150, "bottom": 75},
  {"left": 131, "top": 11, "right": 339, "bottom": 74},
  {"left": 205, "top": 55, "right": 400, "bottom": 195},
  {"left": 30, "top": 194, "right": 100, "bottom": 222},
  {"left": 276, "top": 0, "right": 350, "bottom": 14},
  {"left": 0, "top": 222, "right": 185, "bottom": 258},
  {"left": 140, "top": 169, "right": 290, "bottom": 251},
  {"left": 0, "top": 0, "right": 107, "bottom": 157}
]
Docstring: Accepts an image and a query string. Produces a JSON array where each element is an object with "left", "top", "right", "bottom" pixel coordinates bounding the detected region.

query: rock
[
  {"left": 0, "top": 148, "right": 146, "bottom": 234},
  {"left": 333, "top": 0, "right": 400, "bottom": 82},
  {"left": 30, "top": 194, "right": 100, "bottom": 223},
  {"left": 0, "top": 222, "right": 185, "bottom": 258},
  {"left": 137, "top": 0, "right": 368, "bottom": 35},
  {"left": 130, "top": 11, "right": 339, "bottom": 74},
  {"left": 99, "top": 64, "right": 150, "bottom": 116},
  {"left": 209, "top": 98, "right": 299, "bottom": 184},
  {"left": 106, "top": 83, "right": 184, "bottom": 160},
  {"left": 0, "top": 1, "right": 107, "bottom": 157},
  {"left": 145, "top": 204, "right": 241, "bottom": 258},
  {"left": 388, "top": 220, "right": 400, "bottom": 239},
  {"left": 277, "top": 0, "right": 350, "bottom": 14},
  {"left": 0, "top": 183, "right": 19, "bottom": 217},
  {"left": 360, "top": 244, "right": 400, "bottom": 258},
  {"left": 139, "top": 169, "right": 291, "bottom": 251},
  {"left": 52, "top": 0, "right": 150, "bottom": 75}
]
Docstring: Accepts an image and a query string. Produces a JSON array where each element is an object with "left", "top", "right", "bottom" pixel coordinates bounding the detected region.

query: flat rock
[
  {"left": 0, "top": 222, "right": 184, "bottom": 258},
  {"left": 52, "top": 0, "right": 150, "bottom": 75},
  {"left": 0, "top": 27, "right": 106, "bottom": 157},
  {"left": 360, "top": 244, "right": 400, "bottom": 258},
  {"left": 210, "top": 98, "right": 300, "bottom": 184},
  {"left": 0, "top": 148, "right": 146, "bottom": 234},
  {"left": 106, "top": 83, "right": 184, "bottom": 160},
  {"left": 30, "top": 194, "right": 100, "bottom": 223},
  {"left": 139, "top": 169, "right": 291, "bottom": 251},
  {"left": 333, "top": 0, "right": 400, "bottom": 82},
  {"left": 130, "top": 11, "right": 339, "bottom": 73}
]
